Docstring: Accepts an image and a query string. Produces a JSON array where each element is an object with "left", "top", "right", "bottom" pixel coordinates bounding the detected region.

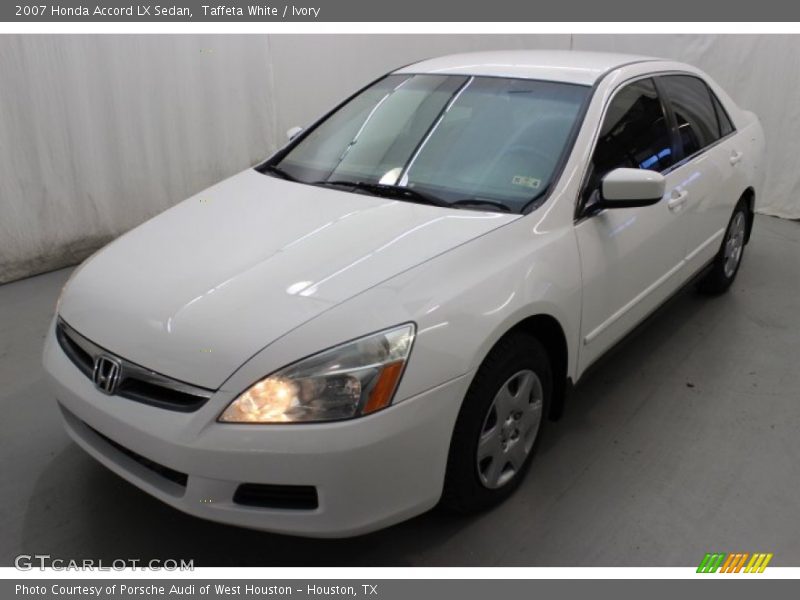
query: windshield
[{"left": 266, "top": 74, "right": 589, "bottom": 213}]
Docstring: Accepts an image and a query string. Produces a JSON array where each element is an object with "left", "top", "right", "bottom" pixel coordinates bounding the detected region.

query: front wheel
[
  {"left": 441, "top": 331, "right": 551, "bottom": 513},
  {"left": 697, "top": 200, "right": 749, "bottom": 295}
]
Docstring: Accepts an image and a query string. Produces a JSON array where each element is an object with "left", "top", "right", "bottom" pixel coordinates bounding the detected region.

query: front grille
[
  {"left": 56, "top": 318, "right": 213, "bottom": 412},
  {"left": 233, "top": 483, "right": 319, "bottom": 510},
  {"left": 88, "top": 424, "right": 188, "bottom": 487},
  {"left": 56, "top": 322, "right": 94, "bottom": 378}
]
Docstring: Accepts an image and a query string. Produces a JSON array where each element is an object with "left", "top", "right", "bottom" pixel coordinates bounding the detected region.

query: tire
[
  {"left": 441, "top": 331, "right": 552, "bottom": 514},
  {"left": 697, "top": 199, "right": 749, "bottom": 295}
]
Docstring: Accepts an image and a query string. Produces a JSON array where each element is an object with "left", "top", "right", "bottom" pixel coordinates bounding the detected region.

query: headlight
[{"left": 219, "top": 324, "right": 415, "bottom": 424}]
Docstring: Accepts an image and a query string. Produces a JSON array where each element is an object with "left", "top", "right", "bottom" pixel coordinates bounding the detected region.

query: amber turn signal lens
[{"left": 363, "top": 361, "right": 406, "bottom": 415}]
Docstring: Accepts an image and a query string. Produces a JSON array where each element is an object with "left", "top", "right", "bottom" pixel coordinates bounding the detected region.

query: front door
[{"left": 575, "top": 77, "right": 691, "bottom": 373}]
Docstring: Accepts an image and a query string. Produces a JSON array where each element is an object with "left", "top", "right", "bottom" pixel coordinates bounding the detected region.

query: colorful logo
[{"left": 697, "top": 553, "right": 773, "bottom": 573}]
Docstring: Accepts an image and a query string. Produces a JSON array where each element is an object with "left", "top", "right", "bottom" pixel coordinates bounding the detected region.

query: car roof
[{"left": 395, "top": 50, "right": 659, "bottom": 86}]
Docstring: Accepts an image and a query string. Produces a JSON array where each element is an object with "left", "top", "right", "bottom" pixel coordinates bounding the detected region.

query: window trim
[
  {"left": 652, "top": 76, "right": 683, "bottom": 163},
  {"left": 660, "top": 122, "right": 738, "bottom": 174},
  {"left": 709, "top": 84, "right": 736, "bottom": 138},
  {"left": 575, "top": 73, "right": 676, "bottom": 221},
  {"left": 575, "top": 70, "right": 739, "bottom": 222},
  {"left": 656, "top": 73, "right": 738, "bottom": 169}
]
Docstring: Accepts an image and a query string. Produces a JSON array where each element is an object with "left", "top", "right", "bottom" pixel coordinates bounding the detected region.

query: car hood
[{"left": 59, "top": 169, "right": 518, "bottom": 389}]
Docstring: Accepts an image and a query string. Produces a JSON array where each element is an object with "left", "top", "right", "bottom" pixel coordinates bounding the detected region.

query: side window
[
  {"left": 710, "top": 91, "right": 735, "bottom": 137},
  {"left": 583, "top": 78, "right": 674, "bottom": 202},
  {"left": 659, "top": 75, "right": 720, "bottom": 157}
]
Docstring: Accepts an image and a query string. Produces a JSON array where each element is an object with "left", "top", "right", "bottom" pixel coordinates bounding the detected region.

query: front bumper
[{"left": 42, "top": 321, "right": 470, "bottom": 537}]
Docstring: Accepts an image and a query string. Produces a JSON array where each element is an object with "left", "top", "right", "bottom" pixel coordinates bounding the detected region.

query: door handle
[
  {"left": 730, "top": 150, "right": 744, "bottom": 165},
  {"left": 667, "top": 190, "right": 688, "bottom": 211}
]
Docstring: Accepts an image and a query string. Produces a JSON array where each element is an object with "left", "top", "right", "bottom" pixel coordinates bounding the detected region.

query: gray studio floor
[{"left": 1, "top": 214, "right": 798, "bottom": 567}]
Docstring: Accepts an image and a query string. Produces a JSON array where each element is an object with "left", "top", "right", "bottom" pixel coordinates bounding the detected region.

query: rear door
[
  {"left": 575, "top": 77, "right": 690, "bottom": 373},
  {"left": 656, "top": 74, "right": 745, "bottom": 273}
]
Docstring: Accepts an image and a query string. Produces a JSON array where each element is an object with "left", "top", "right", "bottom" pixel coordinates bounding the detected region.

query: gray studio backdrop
[{"left": 1, "top": 34, "right": 798, "bottom": 284}]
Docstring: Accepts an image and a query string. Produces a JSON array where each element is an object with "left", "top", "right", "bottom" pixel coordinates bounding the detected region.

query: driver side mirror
[
  {"left": 286, "top": 126, "right": 303, "bottom": 141},
  {"left": 601, "top": 168, "right": 665, "bottom": 208}
]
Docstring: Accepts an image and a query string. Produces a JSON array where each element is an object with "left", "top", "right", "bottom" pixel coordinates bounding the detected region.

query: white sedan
[{"left": 44, "top": 51, "right": 765, "bottom": 537}]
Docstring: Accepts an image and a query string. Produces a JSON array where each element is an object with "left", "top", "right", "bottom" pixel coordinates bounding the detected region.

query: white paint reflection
[{"left": 483, "top": 291, "right": 516, "bottom": 315}]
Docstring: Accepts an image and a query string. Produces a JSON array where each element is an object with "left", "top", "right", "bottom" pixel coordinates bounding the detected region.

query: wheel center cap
[{"left": 501, "top": 419, "right": 520, "bottom": 450}]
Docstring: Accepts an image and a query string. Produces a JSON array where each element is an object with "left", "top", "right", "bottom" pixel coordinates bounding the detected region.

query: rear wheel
[
  {"left": 441, "top": 331, "right": 551, "bottom": 513},
  {"left": 697, "top": 200, "right": 749, "bottom": 295}
]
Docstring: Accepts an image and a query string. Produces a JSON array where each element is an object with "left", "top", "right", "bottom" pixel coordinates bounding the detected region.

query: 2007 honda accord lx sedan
[{"left": 44, "top": 51, "right": 765, "bottom": 537}]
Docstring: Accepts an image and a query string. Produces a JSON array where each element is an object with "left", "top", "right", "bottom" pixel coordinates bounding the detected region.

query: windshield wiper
[
  {"left": 314, "top": 180, "right": 451, "bottom": 207},
  {"left": 449, "top": 199, "right": 512, "bottom": 213},
  {"left": 315, "top": 180, "right": 514, "bottom": 213},
  {"left": 261, "top": 163, "right": 299, "bottom": 182}
]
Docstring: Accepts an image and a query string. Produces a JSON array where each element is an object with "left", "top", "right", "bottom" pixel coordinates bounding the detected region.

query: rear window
[
  {"left": 710, "top": 91, "right": 735, "bottom": 137},
  {"left": 659, "top": 75, "right": 721, "bottom": 157}
]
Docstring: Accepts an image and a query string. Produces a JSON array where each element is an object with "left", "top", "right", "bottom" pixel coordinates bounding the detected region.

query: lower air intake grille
[
  {"left": 89, "top": 425, "right": 188, "bottom": 488},
  {"left": 233, "top": 483, "right": 319, "bottom": 510}
]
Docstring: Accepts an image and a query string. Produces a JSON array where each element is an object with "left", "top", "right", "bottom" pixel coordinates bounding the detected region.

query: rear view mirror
[
  {"left": 286, "top": 126, "right": 303, "bottom": 141},
  {"left": 601, "top": 168, "right": 665, "bottom": 208}
]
